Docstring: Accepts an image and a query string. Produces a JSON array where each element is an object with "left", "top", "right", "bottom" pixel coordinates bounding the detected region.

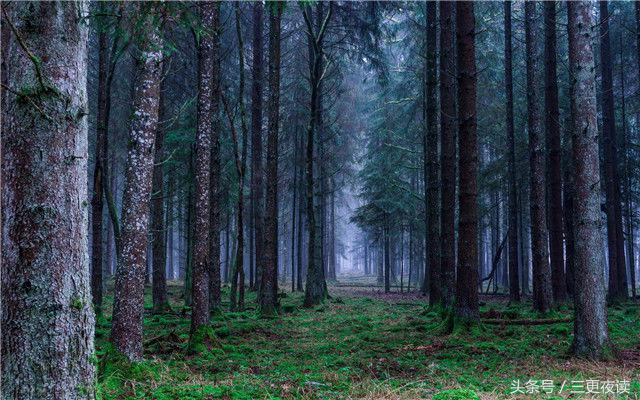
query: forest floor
[{"left": 96, "top": 278, "right": 640, "bottom": 399}]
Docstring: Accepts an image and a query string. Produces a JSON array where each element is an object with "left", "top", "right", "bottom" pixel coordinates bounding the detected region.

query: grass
[{"left": 96, "top": 280, "right": 640, "bottom": 399}]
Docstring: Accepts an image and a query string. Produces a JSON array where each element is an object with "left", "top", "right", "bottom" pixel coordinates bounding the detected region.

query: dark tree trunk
[
  {"left": 250, "top": 1, "right": 264, "bottom": 293},
  {"left": 544, "top": 1, "right": 566, "bottom": 303},
  {"left": 504, "top": 1, "right": 520, "bottom": 303},
  {"left": 151, "top": 63, "right": 169, "bottom": 314},
  {"left": 567, "top": 0, "right": 611, "bottom": 359},
  {"left": 563, "top": 142, "right": 576, "bottom": 297},
  {"left": 424, "top": 1, "right": 440, "bottom": 307},
  {"left": 91, "top": 21, "right": 108, "bottom": 316},
  {"left": 455, "top": 1, "right": 479, "bottom": 322},
  {"left": 439, "top": 0, "right": 456, "bottom": 310},
  {"left": 260, "top": 2, "right": 283, "bottom": 316},
  {"left": 208, "top": 3, "right": 222, "bottom": 311},
  {"left": 303, "top": 3, "right": 333, "bottom": 307},
  {"left": 620, "top": 40, "right": 637, "bottom": 300},
  {"left": 191, "top": 2, "right": 218, "bottom": 335},
  {"left": 525, "top": 1, "right": 553, "bottom": 313},
  {"left": 296, "top": 150, "right": 305, "bottom": 292},
  {"left": 599, "top": 0, "right": 627, "bottom": 301},
  {"left": 384, "top": 224, "right": 391, "bottom": 293},
  {"left": 2, "top": 2, "right": 95, "bottom": 396},
  {"left": 111, "top": 7, "right": 164, "bottom": 360}
]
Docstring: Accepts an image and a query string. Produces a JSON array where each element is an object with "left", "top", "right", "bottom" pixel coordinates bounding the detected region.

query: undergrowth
[{"left": 95, "top": 281, "right": 639, "bottom": 399}]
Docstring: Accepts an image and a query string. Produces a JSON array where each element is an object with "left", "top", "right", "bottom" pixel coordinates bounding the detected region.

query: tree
[
  {"left": 151, "top": 62, "right": 170, "bottom": 314},
  {"left": 303, "top": 2, "right": 333, "bottom": 307},
  {"left": 250, "top": 1, "right": 265, "bottom": 293},
  {"left": 191, "top": 2, "right": 218, "bottom": 335},
  {"left": 504, "top": 0, "right": 519, "bottom": 303},
  {"left": 544, "top": 1, "right": 566, "bottom": 303},
  {"left": 567, "top": 0, "right": 611, "bottom": 359},
  {"left": 259, "top": 2, "right": 284, "bottom": 316},
  {"left": 525, "top": 1, "right": 553, "bottom": 313},
  {"left": 439, "top": 0, "right": 456, "bottom": 310},
  {"left": 599, "top": 0, "right": 627, "bottom": 301},
  {"left": 111, "top": 4, "right": 164, "bottom": 360},
  {"left": 1, "top": 2, "right": 95, "bottom": 397},
  {"left": 208, "top": 2, "right": 222, "bottom": 312},
  {"left": 455, "top": 1, "right": 479, "bottom": 322},
  {"left": 424, "top": 1, "right": 440, "bottom": 307}
]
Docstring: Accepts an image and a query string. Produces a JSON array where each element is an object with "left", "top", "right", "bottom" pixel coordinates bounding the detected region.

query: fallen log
[{"left": 482, "top": 317, "right": 572, "bottom": 326}]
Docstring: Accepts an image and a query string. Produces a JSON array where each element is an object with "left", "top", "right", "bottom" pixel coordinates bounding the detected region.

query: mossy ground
[{"left": 96, "top": 280, "right": 639, "bottom": 399}]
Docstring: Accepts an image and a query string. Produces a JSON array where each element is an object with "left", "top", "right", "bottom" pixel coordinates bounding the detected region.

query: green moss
[{"left": 433, "top": 388, "right": 480, "bottom": 400}]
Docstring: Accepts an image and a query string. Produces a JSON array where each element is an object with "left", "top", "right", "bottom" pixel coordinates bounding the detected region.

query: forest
[{"left": 1, "top": 0, "right": 639, "bottom": 399}]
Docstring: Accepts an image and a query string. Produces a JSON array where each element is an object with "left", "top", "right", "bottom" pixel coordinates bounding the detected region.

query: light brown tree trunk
[
  {"left": 567, "top": 0, "right": 611, "bottom": 359},
  {"left": 111, "top": 6, "right": 164, "bottom": 360},
  {"left": 2, "top": 2, "right": 95, "bottom": 397}
]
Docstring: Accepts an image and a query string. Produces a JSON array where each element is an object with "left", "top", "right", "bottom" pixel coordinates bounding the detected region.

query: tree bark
[
  {"left": 260, "top": 2, "right": 283, "bottom": 316},
  {"left": 208, "top": 3, "right": 222, "bottom": 311},
  {"left": 439, "top": 0, "right": 456, "bottom": 310},
  {"left": 567, "top": 0, "right": 611, "bottom": 359},
  {"left": 544, "top": 1, "right": 566, "bottom": 303},
  {"left": 599, "top": 0, "right": 627, "bottom": 301},
  {"left": 250, "top": 1, "right": 264, "bottom": 294},
  {"left": 151, "top": 62, "right": 169, "bottom": 314},
  {"left": 303, "top": 3, "right": 332, "bottom": 307},
  {"left": 424, "top": 1, "right": 440, "bottom": 307},
  {"left": 111, "top": 5, "right": 164, "bottom": 360},
  {"left": 525, "top": 1, "right": 553, "bottom": 313},
  {"left": 504, "top": 1, "right": 520, "bottom": 303},
  {"left": 455, "top": 1, "right": 479, "bottom": 322},
  {"left": 2, "top": 2, "right": 95, "bottom": 397},
  {"left": 190, "top": 2, "right": 220, "bottom": 334}
]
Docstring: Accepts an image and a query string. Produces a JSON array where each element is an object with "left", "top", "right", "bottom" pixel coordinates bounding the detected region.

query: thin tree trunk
[
  {"left": 208, "top": 3, "right": 222, "bottom": 311},
  {"left": 2, "top": 2, "right": 95, "bottom": 396},
  {"left": 525, "top": 1, "right": 553, "bottom": 313},
  {"left": 544, "top": 1, "right": 566, "bottom": 303},
  {"left": 250, "top": 1, "right": 264, "bottom": 293},
  {"left": 455, "top": 1, "right": 480, "bottom": 322},
  {"left": 567, "top": 0, "right": 611, "bottom": 359},
  {"left": 504, "top": 0, "right": 519, "bottom": 303},
  {"left": 151, "top": 62, "right": 169, "bottom": 314},
  {"left": 111, "top": 6, "right": 164, "bottom": 360},
  {"left": 425, "top": 1, "right": 440, "bottom": 307},
  {"left": 600, "top": 0, "right": 627, "bottom": 300}
]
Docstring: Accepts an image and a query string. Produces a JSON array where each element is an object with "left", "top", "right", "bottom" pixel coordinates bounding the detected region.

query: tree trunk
[
  {"left": 151, "top": 62, "right": 169, "bottom": 314},
  {"left": 2, "top": 2, "right": 95, "bottom": 397},
  {"left": 600, "top": 0, "right": 627, "bottom": 301},
  {"left": 504, "top": 0, "right": 520, "bottom": 303},
  {"left": 208, "top": 3, "right": 222, "bottom": 311},
  {"left": 191, "top": 3, "right": 220, "bottom": 335},
  {"left": 250, "top": 1, "right": 264, "bottom": 294},
  {"left": 525, "top": 1, "right": 553, "bottom": 313},
  {"left": 567, "top": 0, "right": 611, "bottom": 359},
  {"left": 424, "top": 1, "right": 440, "bottom": 307},
  {"left": 111, "top": 7, "right": 164, "bottom": 360},
  {"left": 260, "top": 2, "right": 283, "bottom": 316},
  {"left": 91, "top": 20, "right": 108, "bottom": 316},
  {"left": 544, "top": 1, "right": 566, "bottom": 303},
  {"left": 455, "top": 1, "right": 480, "bottom": 322},
  {"left": 439, "top": 0, "right": 456, "bottom": 310},
  {"left": 303, "top": 3, "right": 332, "bottom": 307}
]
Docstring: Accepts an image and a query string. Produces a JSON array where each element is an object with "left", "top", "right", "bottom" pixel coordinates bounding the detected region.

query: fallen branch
[{"left": 482, "top": 317, "right": 572, "bottom": 326}]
